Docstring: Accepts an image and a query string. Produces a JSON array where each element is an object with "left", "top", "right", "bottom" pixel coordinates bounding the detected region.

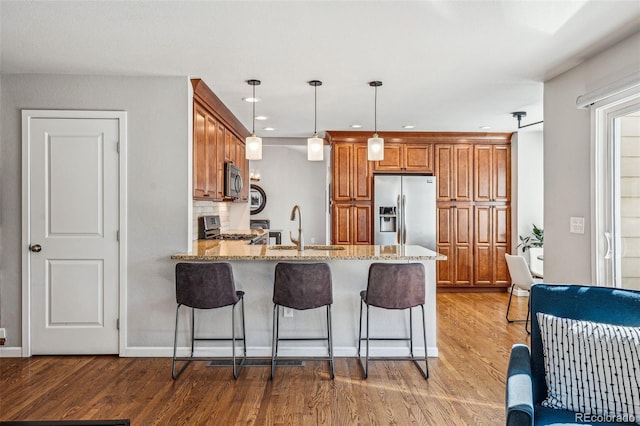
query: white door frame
[
  {"left": 590, "top": 90, "right": 640, "bottom": 287},
  {"left": 21, "top": 110, "right": 128, "bottom": 357}
]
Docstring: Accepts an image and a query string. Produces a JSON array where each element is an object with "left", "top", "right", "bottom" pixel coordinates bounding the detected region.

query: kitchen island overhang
[{"left": 171, "top": 241, "right": 445, "bottom": 359}]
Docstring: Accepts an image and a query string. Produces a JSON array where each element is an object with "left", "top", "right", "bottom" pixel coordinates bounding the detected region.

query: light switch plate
[{"left": 570, "top": 217, "right": 585, "bottom": 234}]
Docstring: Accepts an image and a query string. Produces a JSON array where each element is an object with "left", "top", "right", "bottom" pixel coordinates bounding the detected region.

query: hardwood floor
[{"left": 0, "top": 292, "right": 530, "bottom": 425}]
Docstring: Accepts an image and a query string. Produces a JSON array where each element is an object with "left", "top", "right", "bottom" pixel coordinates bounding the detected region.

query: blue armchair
[{"left": 506, "top": 284, "right": 640, "bottom": 426}]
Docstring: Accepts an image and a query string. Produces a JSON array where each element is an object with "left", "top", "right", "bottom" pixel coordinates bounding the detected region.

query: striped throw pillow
[{"left": 537, "top": 313, "right": 640, "bottom": 423}]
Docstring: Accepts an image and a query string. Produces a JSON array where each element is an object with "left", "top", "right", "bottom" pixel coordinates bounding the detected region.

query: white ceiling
[{"left": 2, "top": 1, "right": 639, "bottom": 138}]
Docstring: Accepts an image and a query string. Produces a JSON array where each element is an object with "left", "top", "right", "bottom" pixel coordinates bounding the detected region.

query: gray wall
[
  {"left": 544, "top": 32, "right": 640, "bottom": 284},
  {"left": 249, "top": 142, "right": 329, "bottom": 245},
  {"left": 0, "top": 74, "right": 190, "bottom": 349}
]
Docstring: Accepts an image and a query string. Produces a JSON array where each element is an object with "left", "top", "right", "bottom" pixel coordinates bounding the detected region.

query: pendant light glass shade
[
  {"left": 307, "top": 80, "right": 324, "bottom": 161},
  {"left": 245, "top": 79, "right": 262, "bottom": 160},
  {"left": 367, "top": 134, "right": 384, "bottom": 161},
  {"left": 367, "top": 81, "right": 384, "bottom": 161},
  {"left": 307, "top": 134, "right": 323, "bottom": 161},
  {"left": 246, "top": 134, "right": 262, "bottom": 160}
]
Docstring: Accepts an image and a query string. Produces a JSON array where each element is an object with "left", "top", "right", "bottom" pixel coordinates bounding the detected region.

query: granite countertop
[{"left": 171, "top": 240, "right": 446, "bottom": 261}]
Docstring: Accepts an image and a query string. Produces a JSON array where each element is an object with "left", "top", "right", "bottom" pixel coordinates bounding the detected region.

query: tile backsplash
[{"left": 192, "top": 200, "right": 231, "bottom": 241}]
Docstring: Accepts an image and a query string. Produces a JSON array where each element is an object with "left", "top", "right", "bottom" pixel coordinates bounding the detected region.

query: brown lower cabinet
[
  {"left": 473, "top": 204, "right": 511, "bottom": 287},
  {"left": 332, "top": 203, "right": 371, "bottom": 245},
  {"left": 436, "top": 204, "right": 474, "bottom": 286}
]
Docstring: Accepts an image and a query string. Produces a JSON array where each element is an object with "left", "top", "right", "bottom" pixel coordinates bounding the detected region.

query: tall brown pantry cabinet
[
  {"left": 331, "top": 142, "right": 372, "bottom": 244},
  {"left": 327, "top": 131, "right": 513, "bottom": 291}
]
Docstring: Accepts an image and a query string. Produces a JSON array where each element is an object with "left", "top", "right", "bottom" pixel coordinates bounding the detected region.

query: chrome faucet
[{"left": 290, "top": 204, "right": 304, "bottom": 251}]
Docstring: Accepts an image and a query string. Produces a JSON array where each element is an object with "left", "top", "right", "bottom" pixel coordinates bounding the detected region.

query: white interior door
[{"left": 24, "top": 112, "right": 122, "bottom": 354}]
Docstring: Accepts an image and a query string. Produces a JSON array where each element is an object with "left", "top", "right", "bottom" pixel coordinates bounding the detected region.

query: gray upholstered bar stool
[
  {"left": 172, "top": 262, "right": 246, "bottom": 380},
  {"left": 271, "top": 262, "right": 335, "bottom": 380},
  {"left": 358, "top": 262, "right": 429, "bottom": 379}
]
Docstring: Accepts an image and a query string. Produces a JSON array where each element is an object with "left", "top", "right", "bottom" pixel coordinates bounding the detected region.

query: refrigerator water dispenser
[{"left": 379, "top": 206, "right": 397, "bottom": 232}]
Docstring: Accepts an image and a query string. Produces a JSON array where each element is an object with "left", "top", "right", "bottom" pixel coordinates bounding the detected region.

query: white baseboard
[
  {"left": 513, "top": 288, "right": 529, "bottom": 297},
  {"left": 0, "top": 346, "right": 23, "bottom": 358},
  {"left": 1, "top": 345, "right": 439, "bottom": 359}
]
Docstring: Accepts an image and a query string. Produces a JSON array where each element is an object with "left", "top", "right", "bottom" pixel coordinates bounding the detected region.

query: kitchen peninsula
[{"left": 171, "top": 240, "right": 445, "bottom": 358}]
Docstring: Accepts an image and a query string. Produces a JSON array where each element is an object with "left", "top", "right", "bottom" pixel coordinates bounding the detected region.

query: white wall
[
  {"left": 512, "top": 130, "right": 544, "bottom": 256},
  {"left": 0, "top": 74, "right": 190, "bottom": 350},
  {"left": 249, "top": 141, "right": 329, "bottom": 245},
  {"left": 544, "top": 32, "right": 640, "bottom": 284}
]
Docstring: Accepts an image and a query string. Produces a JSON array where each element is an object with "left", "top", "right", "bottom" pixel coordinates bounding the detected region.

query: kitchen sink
[{"left": 268, "top": 245, "right": 345, "bottom": 251}]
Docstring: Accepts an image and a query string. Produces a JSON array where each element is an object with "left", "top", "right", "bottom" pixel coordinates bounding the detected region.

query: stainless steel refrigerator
[{"left": 374, "top": 175, "right": 436, "bottom": 250}]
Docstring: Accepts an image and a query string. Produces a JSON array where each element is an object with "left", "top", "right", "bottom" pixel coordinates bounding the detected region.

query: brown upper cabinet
[
  {"left": 332, "top": 142, "right": 372, "bottom": 202},
  {"left": 191, "top": 79, "right": 250, "bottom": 202},
  {"left": 193, "top": 103, "right": 208, "bottom": 199},
  {"left": 224, "top": 131, "right": 234, "bottom": 162},
  {"left": 193, "top": 101, "right": 223, "bottom": 200},
  {"left": 474, "top": 145, "right": 511, "bottom": 202},
  {"left": 434, "top": 144, "right": 473, "bottom": 202},
  {"left": 374, "top": 143, "right": 432, "bottom": 173}
]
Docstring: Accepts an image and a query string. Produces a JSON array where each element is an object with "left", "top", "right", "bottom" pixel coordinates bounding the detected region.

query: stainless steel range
[{"left": 198, "top": 215, "right": 267, "bottom": 244}]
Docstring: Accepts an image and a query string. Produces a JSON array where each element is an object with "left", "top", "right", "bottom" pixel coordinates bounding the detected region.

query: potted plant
[{"left": 518, "top": 224, "right": 543, "bottom": 253}]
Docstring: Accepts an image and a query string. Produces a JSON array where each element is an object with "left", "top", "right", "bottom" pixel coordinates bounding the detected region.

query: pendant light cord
[
  {"left": 374, "top": 85, "right": 378, "bottom": 134},
  {"left": 252, "top": 83, "right": 256, "bottom": 135},
  {"left": 314, "top": 84, "right": 318, "bottom": 135}
]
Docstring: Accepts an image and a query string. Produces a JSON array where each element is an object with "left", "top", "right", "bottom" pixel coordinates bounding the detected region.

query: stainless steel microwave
[{"left": 224, "top": 162, "right": 243, "bottom": 199}]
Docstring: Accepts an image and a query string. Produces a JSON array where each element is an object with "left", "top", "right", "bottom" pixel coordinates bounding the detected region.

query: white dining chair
[
  {"left": 505, "top": 254, "right": 537, "bottom": 333},
  {"left": 528, "top": 247, "right": 544, "bottom": 278}
]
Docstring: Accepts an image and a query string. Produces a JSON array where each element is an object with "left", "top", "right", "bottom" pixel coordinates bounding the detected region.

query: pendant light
[
  {"left": 367, "top": 81, "right": 384, "bottom": 161},
  {"left": 307, "top": 80, "right": 324, "bottom": 161},
  {"left": 245, "top": 79, "right": 262, "bottom": 160}
]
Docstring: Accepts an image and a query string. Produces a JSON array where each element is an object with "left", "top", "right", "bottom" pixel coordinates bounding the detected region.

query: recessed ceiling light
[
  {"left": 264, "top": 127, "right": 275, "bottom": 131},
  {"left": 243, "top": 97, "right": 261, "bottom": 103},
  {"left": 350, "top": 124, "right": 362, "bottom": 129},
  {"left": 255, "top": 115, "right": 268, "bottom": 120},
  {"left": 402, "top": 125, "right": 415, "bottom": 129},
  {"left": 480, "top": 126, "right": 492, "bottom": 130}
]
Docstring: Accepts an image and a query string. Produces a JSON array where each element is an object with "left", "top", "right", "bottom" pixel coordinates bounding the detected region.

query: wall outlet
[
  {"left": 0, "top": 328, "right": 6, "bottom": 345},
  {"left": 283, "top": 307, "right": 294, "bottom": 318}
]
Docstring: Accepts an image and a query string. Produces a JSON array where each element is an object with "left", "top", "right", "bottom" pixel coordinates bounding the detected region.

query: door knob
[{"left": 29, "top": 244, "right": 42, "bottom": 253}]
